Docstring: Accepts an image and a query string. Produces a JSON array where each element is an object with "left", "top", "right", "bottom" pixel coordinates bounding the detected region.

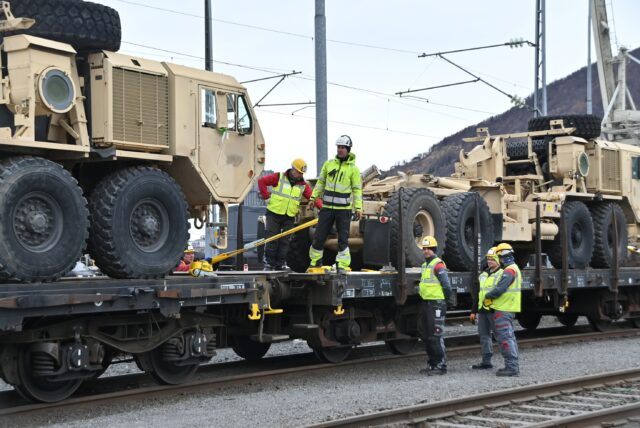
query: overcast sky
[{"left": 94, "top": 0, "right": 640, "bottom": 176}]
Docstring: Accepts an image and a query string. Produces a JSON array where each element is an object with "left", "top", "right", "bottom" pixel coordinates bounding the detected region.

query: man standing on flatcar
[
  {"left": 418, "top": 236, "right": 451, "bottom": 375},
  {"left": 482, "top": 242, "right": 522, "bottom": 376}
]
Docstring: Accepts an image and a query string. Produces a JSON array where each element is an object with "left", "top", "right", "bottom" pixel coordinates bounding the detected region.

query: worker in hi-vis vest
[
  {"left": 482, "top": 242, "right": 522, "bottom": 377},
  {"left": 307, "top": 135, "right": 362, "bottom": 273},
  {"left": 418, "top": 235, "right": 451, "bottom": 376},
  {"left": 258, "top": 159, "right": 322, "bottom": 270},
  {"left": 470, "top": 247, "right": 502, "bottom": 370}
]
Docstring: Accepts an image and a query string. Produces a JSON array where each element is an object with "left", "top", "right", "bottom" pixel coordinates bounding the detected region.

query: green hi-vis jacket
[
  {"left": 267, "top": 172, "right": 304, "bottom": 217},
  {"left": 311, "top": 152, "right": 362, "bottom": 210}
]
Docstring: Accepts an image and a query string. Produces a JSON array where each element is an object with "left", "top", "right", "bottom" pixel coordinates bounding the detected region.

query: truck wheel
[
  {"left": 590, "top": 202, "right": 627, "bottom": 268},
  {"left": 440, "top": 192, "right": 494, "bottom": 272},
  {"left": 0, "top": 156, "right": 88, "bottom": 282},
  {"left": 6, "top": 0, "right": 121, "bottom": 52},
  {"left": 527, "top": 114, "right": 602, "bottom": 140},
  {"left": 88, "top": 166, "right": 189, "bottom": 279},
  {"left": 384, "top": 188, "right": 445, "bottom": 268},
  {"left": 544, "top": 201, "right": 594, "bottom": 269}
]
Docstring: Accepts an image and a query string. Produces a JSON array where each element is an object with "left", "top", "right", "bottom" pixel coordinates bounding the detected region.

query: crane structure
[{"left": 591, "top": 0, "right": 640, "bottom": 145}]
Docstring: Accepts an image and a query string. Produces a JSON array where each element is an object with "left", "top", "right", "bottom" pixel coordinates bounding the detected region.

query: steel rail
[
  {"left": 308, "top": 368, "right": 640, "bottom": 427},
  {"left": 1, "top": 328, "right": 638, "bottom": 418}
]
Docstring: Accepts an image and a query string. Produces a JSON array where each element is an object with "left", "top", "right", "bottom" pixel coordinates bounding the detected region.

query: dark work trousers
[
  {"left": 311, "top": 208, "right": 351, "bottom": 252},
  {"left": 419, "top": 299, "right": 447, "bottom": 369},
  {"left": 477, "top": 310, "right": 496, "bottom": 365},
  {"left": 264, "top": 210, "right": 295, "bottom": 267},
  {"left": 493, "top": 310, "right": 519, "bottom": 371}
]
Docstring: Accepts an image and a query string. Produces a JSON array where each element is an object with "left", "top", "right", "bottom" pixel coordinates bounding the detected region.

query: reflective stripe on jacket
[
  {"left": 491, "top": 263, "right": 522, "bottom": 312},
  {"left": 311, "top": 152, "right": 362, "bottom": 210},
  {"left": 478, "top": 268, "right": 503, "bottom": 311},
  {"left": 419, "top": 257, "right": 445, "bottom": 300},
  {"left": 267, "top": 172, "right": 304, "bottom": 217}
]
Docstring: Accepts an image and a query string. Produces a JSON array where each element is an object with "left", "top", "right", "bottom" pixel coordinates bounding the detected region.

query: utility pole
[
  {"left": 204, "top": 0, "right": 213, "bottom": 71},
  {"left": 533, "top": 0, "right": 547, "bottom": 117},
  {"left": 314, "top": 0, "right": 328, "bottom": 175}
]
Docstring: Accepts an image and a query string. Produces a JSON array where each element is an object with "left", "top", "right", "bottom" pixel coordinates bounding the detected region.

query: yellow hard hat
[
  {"left": 486, "top": 247, "right": 499, "bottom": 261},
  {"left": 421, "top": 236, "right": 438, "bottom": 248},
  {"left": 184, "top": 244, "right": 195, "bottom": 254},
  {"left": 495, "top": 242, "right": 514, "bottom": 256},
  {"left": 292, "top": 158, "right": 307, "bottom": 173}
]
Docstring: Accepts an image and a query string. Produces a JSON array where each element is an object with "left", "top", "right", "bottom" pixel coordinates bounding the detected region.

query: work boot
[
  {"left": 263, "top": 263, "right": 275, "bottom": 271},
  {"left": 419, "top": 366, "right": 447, "bottom": 376},
  {"left": 496, "top": 368, "right": 519, "bottom": 377},
  {"left": 280, "top": 263, "right": 292, "bottom": 272},
  {"left": 471, "top": 362, "right": 494, "bottom": 370}
]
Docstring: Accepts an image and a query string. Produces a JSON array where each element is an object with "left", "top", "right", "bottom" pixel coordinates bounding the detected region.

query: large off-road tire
[
  {"left": 527, "top": 114, "right": 602, "bottom": 140},
  {"left": 0, "top": 156, "right": 88, "bottom": 282},
  {"left": 544, "top": 201, "right": 594, "bottom": 269},
  {"left": 6, "top": 0, "right": 121, "bottom": 52},
  {"left": 440, "top": 192, "right": 494, "bottom": 272},
  {"left": 88, "top": 166, "right": 189, "bottom": 279},
  {"left": 383, "top": 188, "right": 445, "bottom": 268},
  {"left": 590, "top": 202, "right": 628, "bottom": 268}
]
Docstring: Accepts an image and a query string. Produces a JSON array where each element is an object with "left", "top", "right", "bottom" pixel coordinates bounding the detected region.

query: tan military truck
[
  {"left": 295, "top": 114, "right": 635, "bottom": 273},
  {"left": 0, "top": 0, "right": 265, "bottom": 281}
]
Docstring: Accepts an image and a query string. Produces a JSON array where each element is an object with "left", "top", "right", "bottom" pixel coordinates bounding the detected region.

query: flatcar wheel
[
  {"left": 516, "top": 313, "right": 542, "bottom": 331},
  {"left": 13, "top": 346, "right": 82, "bottom": 403},
  {"left": 588, "top": 316, "right": 612, "bottom": 332},
  {"left": 312, "top": 346, "right": 353, "bottom": 364},
  {"left": 557, "top": 313, "right": 579, "bottom": 328},
  {"left": 137, "top": 346, "right": 199, "bottom": 385},
  {"left": 231, "top": 336, "right": 271, "bottom": 362},
  {"left": 385, "top": 339, "right": 418, "bottom": 355},
  {"left": 628, "top": 318, "right": 640, "bottom": 328}
]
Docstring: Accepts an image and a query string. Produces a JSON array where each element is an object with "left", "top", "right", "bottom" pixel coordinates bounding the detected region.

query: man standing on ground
[
  {"left": 470, "top": 247, "right": 502, "bottom": 370},
  {"left": 258, "top": 159, "right": 321, "bottom": 270},
  {"left": 483, "top": 242, "right": 522, "bottom": 376},
  {"left": 307, "top": 135, "right": 362, "bottom": 273},
  {"left": 418, "top": 236, "right": 451, "bottom": 375}
]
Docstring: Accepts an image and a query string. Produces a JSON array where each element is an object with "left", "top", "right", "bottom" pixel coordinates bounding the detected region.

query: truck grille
[
  {"left": 112, "top": 67, "right": 169, "bottom": 148},
  {"left": 601, "top": 149, "right": 620, "bottom": 191}
]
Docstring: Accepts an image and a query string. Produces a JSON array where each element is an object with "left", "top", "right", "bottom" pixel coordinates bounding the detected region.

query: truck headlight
[
  {"left": 38, "top": 68, "right": 76, "bottom": 114},
  {"left": 578, "top": 151, "right": 590, "bottom": 177}
]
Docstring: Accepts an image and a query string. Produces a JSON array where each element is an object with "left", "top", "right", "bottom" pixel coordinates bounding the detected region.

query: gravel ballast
[{"left": 5, "top": 317, "right": 640, "bottom": 427}]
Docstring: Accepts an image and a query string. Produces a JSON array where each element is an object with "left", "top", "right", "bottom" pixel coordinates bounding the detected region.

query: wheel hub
[
  {"left": 13, "top": 192, "right": 63, "bottom": 252},
  {"left": 130, "top": 199, "right": 169, "bottom": 252}
]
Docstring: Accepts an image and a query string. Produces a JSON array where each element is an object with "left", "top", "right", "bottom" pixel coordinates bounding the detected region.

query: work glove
[
  {"left": 262, "top": 192, "right": 270, "bottom": 200},
  {"left": 469, "top": 313, "right": 477, "bottom": 324},
  {"left": 353, "top": 209, "right": 362, "bottom": 221},
  {"left": 482, "top": 298, "right": 493, "bottom": 309}
]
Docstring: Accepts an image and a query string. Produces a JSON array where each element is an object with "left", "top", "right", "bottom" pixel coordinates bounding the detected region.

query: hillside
[{"left": 385, "top": 47, "right": 640, "bottom": 177}]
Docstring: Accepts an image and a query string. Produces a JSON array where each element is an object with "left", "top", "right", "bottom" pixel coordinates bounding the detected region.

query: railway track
[
  {"left": 1, "top": 327, "right": 638, "bottom": 419},
  {"left": 311, "top": 367, "right": 640, "bottom": 427}
]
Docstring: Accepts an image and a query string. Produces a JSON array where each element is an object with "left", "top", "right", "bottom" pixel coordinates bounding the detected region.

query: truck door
[{"left": 198, "top": 87, "right": 256, "bottom": 199}]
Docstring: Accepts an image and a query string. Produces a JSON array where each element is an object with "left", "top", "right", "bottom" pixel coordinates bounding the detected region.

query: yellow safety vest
[
  {"left": 311, "top": 153, "right": 362, "bottom": 210},
  {"left": 478, "top": 268, "right": 503, "bottom": 311},
  {"left": 419, "top": 257, "right": 445, "bottom": 300},
  {"left": 491, "top": 263, "right": 522, "bottom": 312},
  {"left": 267, "top": 172, "right": 304, "bottom": 217}
]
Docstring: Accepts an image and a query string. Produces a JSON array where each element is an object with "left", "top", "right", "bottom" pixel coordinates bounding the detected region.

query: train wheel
[
  {"left": 231, "top": 336, "right": 271, "bottom": 362},
  {"left": 312, "top": 346, "right": 352, "bottom": 363},
  {"left": 11, "top": 345, "right": 83, "bottom": 403},
  {"left": 588, "top": 316, "right": 612, "bottom": 332},
  {"left": 627, "top": 318, "right": 640, "bottom": 328},
  {"left": 557, "top": 313, "right": 579, "bottom": 328},
  {"left": 385, "top": 339, "right": 419, "bottom": 355},
  {"left": 516, "top": 313, "right": 542, "bottom": 331},
  {"left": 136, "top": 344, "right": 199, "bottom": 385}
]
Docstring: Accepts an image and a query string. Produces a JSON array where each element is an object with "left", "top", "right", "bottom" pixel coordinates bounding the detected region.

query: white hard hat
[{"left": 335, "top": 135, "right": 353, "bottom": 147}]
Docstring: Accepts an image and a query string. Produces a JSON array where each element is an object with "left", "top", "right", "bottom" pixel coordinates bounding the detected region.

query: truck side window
[
  {"left": 237, "top": 95, "right": 252, "bottom": 135},
  {"left": 201, "top": 88, "right": 216, "bottom": 128},
  {"left": 633, "top": 157, "right": 640, "bottom": 179},
  {"left": 226, "top": 94, "right": 236, "bottom": 131}
]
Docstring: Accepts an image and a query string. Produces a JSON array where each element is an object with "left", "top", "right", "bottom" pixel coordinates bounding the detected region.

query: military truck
[
  {"left": 0, "top": 0, "right": 265, "bottom": 281},
  {"left": 292, "top": 114, "right": 636, "bottom": 274}
]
